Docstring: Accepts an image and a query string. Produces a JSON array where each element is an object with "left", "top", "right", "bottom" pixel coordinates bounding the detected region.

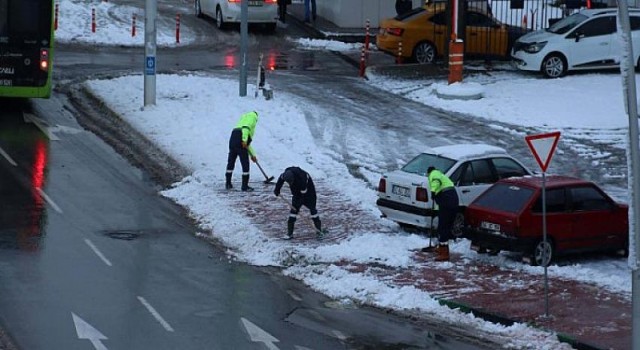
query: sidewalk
[{"left": 283, "top": 6, "right": 631, "bottom": 350}]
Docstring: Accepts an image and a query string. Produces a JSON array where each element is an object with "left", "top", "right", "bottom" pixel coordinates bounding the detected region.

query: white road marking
[
  {"left": 0, "top": 146, "right": 17, "bottom": 166},
  {"left": 286, "top": 290, "right": 302, "bottom": 301},
  {"left": 72, "top": 313, "right": 109, "bottom": 350},
  {"left": 308, "top": 310, "right": 326, "bottom": 321},
  {"left": 23, "top": 112, "right": 59, "bottom": 141},
  {"left": 84, "top": 239, "right": 112, "bottom": 267},
  {"left": 137, "top": 296, "right": 175, "bottom": 332},
  {"left": 240, "top": 317, "right": 280, "bottom": 350},
  {"left": 331, "top": 330, "right": 347, "bottom": 340},
  {"left": 37, "top": 188, "right": 62, "bottom": 214}
]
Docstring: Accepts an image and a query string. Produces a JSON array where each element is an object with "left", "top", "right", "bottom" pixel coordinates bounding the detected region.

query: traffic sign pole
[
  {"left": 144, "top": 0, "right": 157, "bottom": 106},
  {"left": 525, "top": 131, "right": 561, "bottom": 318}
]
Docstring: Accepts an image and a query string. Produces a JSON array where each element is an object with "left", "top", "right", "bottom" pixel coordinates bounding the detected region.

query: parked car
[
  {"left": 195, "top": 0, "right": 278, "bottom": 31},
  {"left": 376, "top": 3, "right": 528, "bottom": 64},
  {"left": 376, "top": 144, "right": 532, "bottom": 237},
  {"left": 512, "top": 8, "right": 640, "bottom": 78},
  {"left": 465, "top": 175, "right": 628, "bottom": 266}
]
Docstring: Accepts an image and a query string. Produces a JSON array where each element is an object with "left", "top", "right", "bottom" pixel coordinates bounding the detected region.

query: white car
[
  {"left": 512, "top": 8, "right": 640, "bottom": 78},
  {"left": 376, "top": 144, "right": 532, "bottom": 237},
  {"left": 195, "top": 0, "right": 278, "bottom": 31}
]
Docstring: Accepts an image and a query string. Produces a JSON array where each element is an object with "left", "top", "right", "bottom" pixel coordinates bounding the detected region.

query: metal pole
[
  {"left": 617, "top": 1, "right": 640, "bottom": 348},
  {"left": 239, "top": 0, "right": 248, "bottom": 96},
  {"left": 542, "top": 171, "right": 549, "bottom": 317},
  {"left": 144, "top": 0, "right": 157, "bottom": 106}
]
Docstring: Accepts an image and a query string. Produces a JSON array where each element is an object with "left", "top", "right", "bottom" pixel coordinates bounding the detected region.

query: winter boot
[
  {"left": 435, "top": 244, "right": 450, "bottom": 262},
  {"left": 420, "top": 245, "right": 437, "bottom": 253},
  {"left": 241, "top": 174, "right": 254, "bottom": 192},
  {"left": 312, "top": 217, "right": 323, "bottom": 237},
  {"left": 287, "top": 219, "right": 295, "bottom": 239},
  {"left": 225, "top": 172, "right": 233, "bottom": 190}
]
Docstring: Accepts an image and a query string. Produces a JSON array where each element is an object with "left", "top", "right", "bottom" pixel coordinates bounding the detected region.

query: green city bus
[{"left": 0, "top": 0, "right": 55, "bottom": 98}]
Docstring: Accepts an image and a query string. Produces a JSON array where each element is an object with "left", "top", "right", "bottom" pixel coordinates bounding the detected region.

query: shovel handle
[{"left": 256, "top": 161, "right": 268, "bottom": 177}]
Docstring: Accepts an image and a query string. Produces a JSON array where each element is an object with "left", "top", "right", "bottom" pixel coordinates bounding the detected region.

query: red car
[{"left": 464, "top": 175, "right": 628, "bottom": 266}]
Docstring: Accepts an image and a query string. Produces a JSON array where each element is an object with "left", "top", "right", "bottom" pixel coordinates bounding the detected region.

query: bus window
[
  {"left": 0, "top": 0, "right": 8, "bottom": 37},
  {"left": 11, "top": 0, "right": 41, "bottom": 36}
]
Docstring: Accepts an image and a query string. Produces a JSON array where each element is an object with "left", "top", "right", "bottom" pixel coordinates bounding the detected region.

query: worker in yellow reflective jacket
[
  {"left": 425, "top": 166, "right": 459, "bottom": 261},
  {"left": 225, "top": 111, "right": 258, "bottom": 192}
]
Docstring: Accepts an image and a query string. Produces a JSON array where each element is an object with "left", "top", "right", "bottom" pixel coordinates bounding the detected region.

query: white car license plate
[
  {"left": 392, "top": 185, "right": 410, "bottom": 197},
  {"left": 249, "top": 1, "right": 262, "bottom": 6},
  {"left": 481, "top": 221, "right": 500, "bottom": 232}
]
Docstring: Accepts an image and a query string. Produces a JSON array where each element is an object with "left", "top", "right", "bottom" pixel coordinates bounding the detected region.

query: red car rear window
[{"left": 472, "top": 183, "right": 535, "bottom": 213}]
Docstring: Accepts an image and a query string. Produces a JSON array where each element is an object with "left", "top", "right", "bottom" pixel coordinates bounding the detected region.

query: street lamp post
[
  {"left": 239, "top": 0, "right": 248, "bottom": 96},
  {"left": 616, "top": 1, "right": 640, "bottom": 348}
]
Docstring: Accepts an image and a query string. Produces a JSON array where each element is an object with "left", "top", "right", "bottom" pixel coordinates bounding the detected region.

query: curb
[{"left": 436, "top": 299, "right": 606, "bottom": 350}]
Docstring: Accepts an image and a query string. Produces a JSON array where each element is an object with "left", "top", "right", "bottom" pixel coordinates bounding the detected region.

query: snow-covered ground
[{"left": 55, "top": 1, "right": 636, "bottom": 348}]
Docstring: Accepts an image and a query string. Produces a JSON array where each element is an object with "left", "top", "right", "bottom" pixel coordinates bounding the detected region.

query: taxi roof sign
[{"left": 525, "top": 132, "right": 561, "bottom": 172}]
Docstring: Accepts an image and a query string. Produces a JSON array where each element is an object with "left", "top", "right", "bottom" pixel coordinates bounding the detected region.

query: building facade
[{"left": 314, "top": 0, "right": 424, "bottom": 28}]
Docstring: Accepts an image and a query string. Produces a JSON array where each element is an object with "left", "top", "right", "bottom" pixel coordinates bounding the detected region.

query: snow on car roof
[{"left": 429, "top": 144, "right": 507, "bottom": 160}]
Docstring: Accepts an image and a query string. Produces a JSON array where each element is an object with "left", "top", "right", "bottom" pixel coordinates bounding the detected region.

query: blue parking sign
[{"left": 145, "top": 56, "right": 156, "bottom": 75}]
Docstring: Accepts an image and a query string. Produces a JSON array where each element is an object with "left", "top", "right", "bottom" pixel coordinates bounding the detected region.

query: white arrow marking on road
[
  {"left": 72, "top": 313, "right": 108, "bottom": 350},
  {"left": 23, "top": 113, "right": 60, "bottom": 141},
  {"left": 240, "top": 317, "right": 280, "bottom": 350},
  {"left": 286, "top": 290, "right": 302, "bottom": 301},
  {"left": 0, "top": 146, "right": 17, "bottom": 166},
  {"left": 84, "top": 239, "right": 112, "bottom": 266}
]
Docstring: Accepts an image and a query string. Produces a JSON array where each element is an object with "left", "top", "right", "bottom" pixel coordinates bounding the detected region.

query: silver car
[{"left": 376, "top": 144, "right": 532, "bottom": 237}]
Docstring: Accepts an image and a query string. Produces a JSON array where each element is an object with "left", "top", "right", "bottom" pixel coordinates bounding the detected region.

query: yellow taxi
[{"left": 376, "top": 4, "right": 526, "bottom": 64}]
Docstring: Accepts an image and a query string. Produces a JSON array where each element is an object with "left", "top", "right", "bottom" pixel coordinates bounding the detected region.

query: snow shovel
[
  {"left": 276, "top": 195, "right": 326, "bottom": 238},
  {"left": 255, "top": 160, "right": 275, "bottom": 184},
  {"left": 421, "top": 199, "right": 437, "bottom": 252}
]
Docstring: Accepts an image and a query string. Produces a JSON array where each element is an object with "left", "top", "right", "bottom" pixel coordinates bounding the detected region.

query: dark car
[{"left": 464, "top": 175, "right": 628, "bottom": 266}]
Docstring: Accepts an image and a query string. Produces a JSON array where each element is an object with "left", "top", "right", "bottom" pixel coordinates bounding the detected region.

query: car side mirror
[{"left": 575, "top": 32, "right": 584, "bottom": 42}]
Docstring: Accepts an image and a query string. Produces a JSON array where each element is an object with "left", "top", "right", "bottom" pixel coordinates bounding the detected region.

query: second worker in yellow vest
[{"left": 425, "top": 166, "right": 459, "bottom": 262}]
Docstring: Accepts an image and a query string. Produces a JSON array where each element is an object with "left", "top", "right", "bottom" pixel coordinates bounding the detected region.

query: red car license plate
[{"left": 481, "top": 221, "right": 500, "bottom": 232}]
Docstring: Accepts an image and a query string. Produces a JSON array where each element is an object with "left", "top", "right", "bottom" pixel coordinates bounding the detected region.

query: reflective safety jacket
[
  {"left": 235, "top": 111, "right": 258, "bottom": 156},
  {"left": 428, "top": 169, "right": 454, "bottom": 195}
]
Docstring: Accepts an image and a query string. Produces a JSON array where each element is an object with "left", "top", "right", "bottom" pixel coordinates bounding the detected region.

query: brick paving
[{"left": 227, "top": 182, "right": 631, "bottom": 350}]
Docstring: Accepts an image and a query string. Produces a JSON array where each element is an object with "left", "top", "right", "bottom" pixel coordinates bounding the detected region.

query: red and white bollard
[
  {"left": 364, "top": 19, "right": 370, "bottom": 52},
  {"left": 132, "top": 14, "right": 136, "bottom": 37},
  {"left": 54, "top": 2, "right": 59, "bottom": 30},
  {"left": 359, "top": 45, "right": 366, "bottom": 77},
  {"left": 396, "top": 41, "right": 403, "bottom": 64},
  {"left": 175, "top": 14, "right": 181, "bottom": 44},
  {"left": 91, "top": 8, "right": 96, "bottom": 33}
]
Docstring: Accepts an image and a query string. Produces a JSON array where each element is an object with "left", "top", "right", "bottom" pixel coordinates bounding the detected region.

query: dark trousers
[
  {"left": 435, "top": 189, "right": 459, "bottom": 243},
  {"left": 277, "top": 0, "right": 287, "bottom": 22},
  {"left": 226, "top": 128, "right": 250, "bottom": 174},
  {"left": 288, "top": 181, "right": 318, "bottom": 221},
  {"left": 290, "top": 192, "right": 318, "bottom": 217},
  {"left": 304, "top": 0, "right": 316, "bottom": 21}
]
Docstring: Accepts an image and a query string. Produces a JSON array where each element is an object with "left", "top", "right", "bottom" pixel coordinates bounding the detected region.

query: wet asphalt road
[
  {"left": 0, "top": 1, "right": 499, "bottom": 350},
  {"left": 0, "top": 0, "right": 630, "bottom": 349},
  {"left": 0, "top": 97, "right": 493, "bottom": 350}
]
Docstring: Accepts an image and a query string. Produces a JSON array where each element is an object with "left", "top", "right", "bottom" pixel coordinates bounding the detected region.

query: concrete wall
[{"left": 316, "top": 0, "right": 423, "bottom": 28}]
